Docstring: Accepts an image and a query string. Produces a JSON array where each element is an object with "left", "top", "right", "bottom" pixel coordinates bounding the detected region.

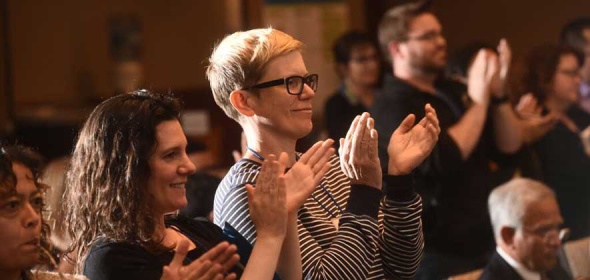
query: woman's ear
[{"left": 230, "top": 90, "right": 256, "bottom": 117}]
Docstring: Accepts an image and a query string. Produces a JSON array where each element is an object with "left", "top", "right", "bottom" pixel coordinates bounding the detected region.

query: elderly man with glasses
[{"left": 481, "top": 178, "right": 570, "bottom": 280}]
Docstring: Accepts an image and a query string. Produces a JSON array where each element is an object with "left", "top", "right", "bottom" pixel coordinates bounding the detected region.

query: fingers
[
  {"left": 211, "top": 244, "right": 239, "bottom": 273},
  {"left": 349, "top": 113, "right": 370, "bottom": 179},
  {"left": 313, "top": 162, "right": 331, "bottom": 185},
  {"left": 397, "top": 114, "right": 416, "bottom": 134},
  {"left": 312, "top": 146, "right": 334, "bottom": 175},
  {"left": 195, "top": 242, "right": 230, "bottom": 266},
  {"left": 278, "top": 152, "right": 288, "bottom": 173},
  {"left": 223, "top": 273, "right": 238, "bottom": 280},
  {"left": 341, "top": 115, "right": 361, "bottom": 162},
  {"left": 300, "top": 140, "right": 323, "bottom": 164},
  {"left": 307, "top": 139, "right": 334, "bottom": 168}
]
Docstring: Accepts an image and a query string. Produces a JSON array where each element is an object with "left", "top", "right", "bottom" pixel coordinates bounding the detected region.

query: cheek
[{"left": 0, "top": 219, "right": 20, "bottom": 259}]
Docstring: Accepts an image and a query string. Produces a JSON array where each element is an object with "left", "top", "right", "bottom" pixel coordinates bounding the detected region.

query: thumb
[
  {"left": 278, "top": 152, "right": 289, "bottom": 173},
  {"left": 397, "top": 114, "right": 416, "bottom": 134},
  {"left": 169, "top": 239, "right": 189, "bottom": 269},
  {"left": 245, "top": 184, "right": 255, "bottom": 203}
]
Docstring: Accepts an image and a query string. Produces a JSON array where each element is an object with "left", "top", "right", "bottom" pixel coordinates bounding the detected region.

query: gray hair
[{"left": 488, "top": 178, "right": 555, "bottom": 240}]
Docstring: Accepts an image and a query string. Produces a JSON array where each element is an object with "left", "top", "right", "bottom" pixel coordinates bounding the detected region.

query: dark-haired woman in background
[
  {"left": 519, "top": 44, "right": 590, "bottom": 240},
  {"left": 63, "top": 90, "right": 303, "bottom": 280}
]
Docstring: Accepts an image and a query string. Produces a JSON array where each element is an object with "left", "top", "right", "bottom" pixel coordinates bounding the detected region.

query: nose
[
  {"left": 299, "top": 83, "right": 315, "bottom": 100},
  {"left": 179, "top": 153, "right": 197, "bottom": 175},
  {"left": 22, "top": 202, "right": 41, "bottom": 229}
]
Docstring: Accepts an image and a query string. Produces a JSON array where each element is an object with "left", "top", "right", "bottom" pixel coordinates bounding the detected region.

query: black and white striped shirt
[{"left": 214, "top": 155, "right": 423, "bottom": 279}]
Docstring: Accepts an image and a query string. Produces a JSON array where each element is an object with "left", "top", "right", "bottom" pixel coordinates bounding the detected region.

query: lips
[
  {"left": 21, "top": 238, "right": 40, "bottom": 252},
  {"left": 170, "top": 182, "right": 186, "bottom": 189},
  {"left": 292, "top": 107, "right": 312, "bottom": 112}
]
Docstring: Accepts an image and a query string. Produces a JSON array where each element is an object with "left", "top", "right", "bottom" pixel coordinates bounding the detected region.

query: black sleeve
[{"left": 83, "top": 243, "right": 163, "bottom": 280}]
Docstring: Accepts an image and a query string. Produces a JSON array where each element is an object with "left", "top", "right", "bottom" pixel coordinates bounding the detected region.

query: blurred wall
[
  {"left": 7, "top": 0, "right": 228, "bottom": 109},
  {"left": 366, "top": 0, "right": 590, "bottom": 60},
  {"left": 435, "top": 0, "right": 590, "bottom": 58}
]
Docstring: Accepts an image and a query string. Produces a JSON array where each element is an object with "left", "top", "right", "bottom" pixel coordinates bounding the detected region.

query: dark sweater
[
  {"left": 372, "top": 75, "right": 498, "bottom": 257},
  {"left": 83, "top": 215, "right": 238, "bottom": 280}
]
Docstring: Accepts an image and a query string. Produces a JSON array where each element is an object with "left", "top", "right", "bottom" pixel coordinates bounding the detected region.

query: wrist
[
  {"left": 387, "top": 161, "right": 409, "bottom": 175},
  {"left": 256, "top": 232, "right": 286, "bottom": 244},
  {"left": 491, "top": 95, "right": 510, "bottom": 106}
]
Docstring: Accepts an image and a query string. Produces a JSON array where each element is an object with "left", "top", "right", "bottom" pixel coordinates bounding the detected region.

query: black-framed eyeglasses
[{"left": 242, "top": 74, "right": 319, "bottom": 95}]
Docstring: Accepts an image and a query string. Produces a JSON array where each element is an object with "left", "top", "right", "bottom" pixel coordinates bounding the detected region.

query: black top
[
  {"left": 83, "top": 215, "right": 238, "bottom": 280},
  {"left": 533, "top": 105, "right": 590, "bottom": 240},
  {"left": 479, "top": 251, "right": 570, "bottom": 280},
  {"left": 324, "top": 85, "right": 370, "bottom": 141},
  {"left": 372, "top": 75, "right": 498, "bottom": 257}
]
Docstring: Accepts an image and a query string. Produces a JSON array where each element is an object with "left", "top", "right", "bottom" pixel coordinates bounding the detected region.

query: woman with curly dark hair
[
  {"left": 0, "top": 145, "right": 84, "bottom": 280},
  {"left": 63, "top": 90, "right": 302, "bottom": 280}
]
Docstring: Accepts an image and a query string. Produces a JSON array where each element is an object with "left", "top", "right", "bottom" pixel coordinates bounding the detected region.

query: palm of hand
[
  {"left": 389, "top": 122, "right": 435, "bottom": 174},
  {"left": 284, "top": 162, "right": 317, "bottom": 212}
]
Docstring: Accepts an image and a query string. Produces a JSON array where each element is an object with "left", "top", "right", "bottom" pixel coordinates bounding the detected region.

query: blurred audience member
[
  {"left": 325, "top": 31, "right": 381, "bottom": 142},
  {"left": 520, "top": 44, "right": 590, "bottom": 240},
  {"left": 180, "top": 171, "right": 220, "bottom": 222},
  {"left": 375, "top": 2, "right": 524, "bottom": 278},
  {"left": 481, "top": 178, "right": 569, "bottom": 280},
  {"left": 561, "top": 17, "right": 590, "bottom": 113},
  {"left": 0, "top": 145, "right": 85, "bottom": 280}
]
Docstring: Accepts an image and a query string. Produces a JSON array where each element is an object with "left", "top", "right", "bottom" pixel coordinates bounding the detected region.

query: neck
[
  {"left": 545, "top": 96, "right": 571, "bottom": 114},
  {"left": 243, "top": 124, "right": 298, "bottom": 166},
  {"left": 345, "top": 80, "right": 374, "bottom": 107},
  {"left": 393, "top": 61, "right": 438, "bottom": 93},
  {"left": 152, "top": 214, "right": 167, "bottom": 243}
]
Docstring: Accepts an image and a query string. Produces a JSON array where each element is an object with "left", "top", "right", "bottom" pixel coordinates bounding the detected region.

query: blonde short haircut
[{"left": 206, "top": 28, "right": 304, "bottom": 122}]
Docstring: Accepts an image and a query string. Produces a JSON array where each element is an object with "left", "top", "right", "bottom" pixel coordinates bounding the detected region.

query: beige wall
[
  {"left": 8, "top": 0, "right": 227, "bottom": 108},
  {"left": 436, "top": 0, "right": 590, "bottom": 58}
]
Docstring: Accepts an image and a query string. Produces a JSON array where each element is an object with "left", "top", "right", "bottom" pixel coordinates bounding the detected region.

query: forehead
[
  {"left": 12, "top": 163, "right": 37, "bottom": 195},
  {"left": 523, "top": 197, "right": 562, "bottom": 226},
  {"left": 558, "top": 53, "right": 580, "bottom": 68},
  {"left": 153, "top": 120, "right": 186, "bottom": 150},
  {"left": 350, "top": 44, "right": 378, "bottom": 55},
  {"left": 408, "top": 13, "right": 441, "bottom": 34},
  {"left": 260, "top": 51, "right": 307, "bottom": 80}
]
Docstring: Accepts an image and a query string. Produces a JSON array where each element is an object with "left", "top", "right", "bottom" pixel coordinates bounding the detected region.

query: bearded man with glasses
[
  {"left": 374, "top": 1, "right": 525, "bottom": 279},
  {"left": 207, "top": 27, "right": 441, "bottom": 279}
]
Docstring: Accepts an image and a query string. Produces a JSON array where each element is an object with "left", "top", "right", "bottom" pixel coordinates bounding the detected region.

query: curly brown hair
[
  {"left": 0, "top": 145, "right": 53, "bottom": 269},
  {"left": 63, "top": 90, "right": 183, "bottom": 272}
]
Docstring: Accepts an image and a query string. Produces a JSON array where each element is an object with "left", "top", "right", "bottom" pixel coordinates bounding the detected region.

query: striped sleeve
[
  {"left": 298, "top": 211, "right": 381, "bottom": 279},
  {"left": 378, "top": 176, "right": 424, "bottom": 279}
]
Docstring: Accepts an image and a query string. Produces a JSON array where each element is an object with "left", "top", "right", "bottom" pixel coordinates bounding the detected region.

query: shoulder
[
  {"left": 479, "top": 252, "right": 520, "bottom": 280},
  {"left": 83, "top": 241, "right": 161, "bottom": 280},
  {"left": 166, "top": 215, "right": 223, "bottom": 245}
]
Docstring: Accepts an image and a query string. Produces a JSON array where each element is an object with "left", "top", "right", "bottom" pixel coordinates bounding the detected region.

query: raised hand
[
  {"left": 388, "top": 104, "right": 440, "bottom": 175},
  {"left": 247, "top": 155, "right": 288, "bottom": 240},
  {"left": 339, "top": 112, "right": 382, "bottom": 189},
  {"left": 468, "top": 49, "right": 498, "bottom": 105},
  {"left": 161, "top": 240, "right": 239, "bottom": 280},
  {"left": 515, "top": 93, "right": 558, "bottom": 143},
  {"left": 283, "top": 140, "right": 334, "bottom": 213},
  {"left": 490, "top": 38, "right": 512, "bottom": 98}
]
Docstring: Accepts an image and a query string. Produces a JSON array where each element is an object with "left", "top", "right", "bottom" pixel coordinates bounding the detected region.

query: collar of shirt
[{"left": 497, "top": 247, "right": 541, "bottom": 280}]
